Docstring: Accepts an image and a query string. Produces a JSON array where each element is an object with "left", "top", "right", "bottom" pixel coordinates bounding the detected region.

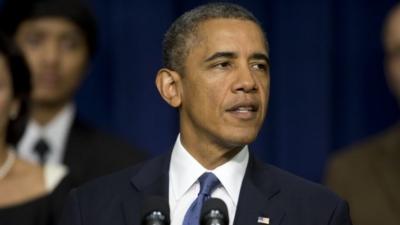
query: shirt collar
[
  {"left": 213, "top": 146, "right": 248, "bottom": 206},
  {"left": 17, "top": 103, "right": 75, "bottom": 164},
  {"left": 169, "top": 134, "right": 249, "bottom": 206},
  {"left": 32, "top": 103, "right": 75, "bottom": 150}
]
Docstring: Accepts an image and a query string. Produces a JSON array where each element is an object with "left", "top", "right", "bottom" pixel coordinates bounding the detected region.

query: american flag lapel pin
[{"left": 257, "top": 216, "right": 270, "bottom": 224}]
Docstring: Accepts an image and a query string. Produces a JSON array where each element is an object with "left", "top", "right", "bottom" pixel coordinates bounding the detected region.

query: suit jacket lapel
[
  {"left": 122, "top": 152, "right": 171, "bottom": 225},
  {"left": 63, "top": 118, "right": 86, "bottom": 173},
  {"left": 234, "top": 155, "right": 285, "bottom": 225},
  {"left": 120, "top": 151, "right": 286, "bottom": 225}
]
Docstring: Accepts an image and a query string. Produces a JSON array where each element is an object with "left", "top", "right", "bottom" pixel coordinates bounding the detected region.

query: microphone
[
  {"left": 141, "top": 196, "right": 170, "bottom": 225},
  {"left": 200, "top": 198, "right": 229, "bottom": 225}
]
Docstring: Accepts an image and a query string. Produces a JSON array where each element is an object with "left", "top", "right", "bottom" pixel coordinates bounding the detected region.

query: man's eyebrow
[
  {"left": 250, "top": 53, "right": 270, "bottom": 65},
  {"left": 204, "top": 52, "right": 238, "bottom": 62}
]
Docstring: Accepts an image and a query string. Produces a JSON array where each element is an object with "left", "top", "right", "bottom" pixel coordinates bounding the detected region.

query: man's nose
[
  {"left": 232, "top": 65, "right": 257, "bottom": 93},
  {"left": 42, "top": 42, "right": 61, "bottom": 66}
]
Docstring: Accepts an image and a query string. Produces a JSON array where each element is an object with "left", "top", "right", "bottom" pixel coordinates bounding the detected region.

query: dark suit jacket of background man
[
  {"left": 48, "top": 116, "right": 147, "bottom": 219},
  {"left": 61, "top": 117, "right": 147, "bottom": 185},
  {"left": 325, "top": 123, "right": 400, "bottom": 225},
  {"left": 60, "top": 151, "right": 352, "bottom": 225}
]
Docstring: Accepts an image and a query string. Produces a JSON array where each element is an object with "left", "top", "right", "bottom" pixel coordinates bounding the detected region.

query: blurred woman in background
[{"left": 0, "top": 33, "right": 68, "bottom": 225}]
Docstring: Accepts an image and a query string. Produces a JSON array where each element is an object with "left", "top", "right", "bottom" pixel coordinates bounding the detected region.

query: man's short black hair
[
  {"left": 0, "top": 0, "right": 97, "bottom": 57},
  {"left": 0, "top": 32, "right": 31, "bottom": 147},
  {"left": 163, "top": 2, "right": 267, "bottom": 74}
]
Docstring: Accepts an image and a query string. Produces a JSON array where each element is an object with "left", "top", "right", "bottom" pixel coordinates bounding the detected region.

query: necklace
[{"left": 0, "top": 150, "right": 16, "bottom": 180}]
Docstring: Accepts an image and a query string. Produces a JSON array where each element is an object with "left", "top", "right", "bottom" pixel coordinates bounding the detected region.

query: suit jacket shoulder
[
  {"left": 327, "top": 123, "right": 400, "bottom": 168},
  {"left": 324, "top": 123, "right": 400, "bottom": 225},
  {"left": 63, "top": 117, "right": 148, "bottom": 185},
  {"left": 234, "top": 156, "right": 351, "bottom": 225},
  {"left": 60, "top": 153, "right": 169, "bottom": 225},
  {"left": 325, "top": 122, "right": 400, "bottom": 188}
]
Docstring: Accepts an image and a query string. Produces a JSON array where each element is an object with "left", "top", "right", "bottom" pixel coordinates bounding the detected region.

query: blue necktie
[{"left": 183, "top": 172, "right": 220, "bottom": 225}]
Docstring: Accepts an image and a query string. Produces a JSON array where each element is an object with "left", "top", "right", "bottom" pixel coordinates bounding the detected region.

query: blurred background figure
[
  {"left": 0, "top": 0, "right": 146, "bottom": 187},
  {"left": 325, "top": 3, "right": 400, "bottom": 225},
  {"left": 0, "top": 32, "right": 65, "bottom": 225}
]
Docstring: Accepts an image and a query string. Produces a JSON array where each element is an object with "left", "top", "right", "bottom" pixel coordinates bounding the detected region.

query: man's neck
[
  {"left": 180, "top": 133, "right": 243, "bottom": 170},
  {"left": 31, "top": 102, "right": 67, "bottom": 126}
]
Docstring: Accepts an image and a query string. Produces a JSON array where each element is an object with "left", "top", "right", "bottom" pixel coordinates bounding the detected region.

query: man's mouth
[
  {"left": 232, "top": 106, "right": 257, "bottom": 112},
  {"left": 226, "top": 103, "right": 259, "bottom": 120},
  {"left": 35, "top": 73, "right": 60, "bottom": 88}
]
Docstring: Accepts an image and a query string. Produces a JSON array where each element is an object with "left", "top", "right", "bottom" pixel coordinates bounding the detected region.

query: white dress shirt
[
  {"left": 17, "top": 103, "right": 75, "bottom": 165},
  {"left": 169, "top": 134, "right": 249, "bottom": 225},
  {"left": 44, "top": 163, "right": 68, "bottom": 192}
]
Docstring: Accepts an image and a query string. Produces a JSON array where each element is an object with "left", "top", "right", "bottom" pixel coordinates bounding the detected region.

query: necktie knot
[
  {"left": 34, "top": 138, "right": 50, "bottom": 165},
  {"left": 198, "top": 172, "right": 220, "bottom": 197}
]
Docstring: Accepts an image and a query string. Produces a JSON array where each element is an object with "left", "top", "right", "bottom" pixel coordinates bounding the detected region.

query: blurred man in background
[
  {"left": 325, "top": 3, "right": 400, "bottom": 225},
  {"left": 0, "top": 0, "right": 146, "bottom": 185}
]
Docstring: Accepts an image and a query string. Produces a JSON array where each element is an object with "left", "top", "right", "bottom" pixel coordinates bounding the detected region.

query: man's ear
[{"left": 155, "top": 68, "right": 182, "bottom": 108}]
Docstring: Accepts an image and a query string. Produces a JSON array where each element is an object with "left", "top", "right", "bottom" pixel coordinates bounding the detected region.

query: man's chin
[
  {"left": 219, "top": 134, "right": 258, "bottom": 150},
  {"left": 32, "top": 95, "right": 69, "bottom": 108},
  {"left": 228, "top": 127, "right": 260, "bottom": 142}
]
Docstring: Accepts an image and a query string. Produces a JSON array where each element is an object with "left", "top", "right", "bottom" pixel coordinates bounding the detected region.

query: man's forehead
[
  {"left": 193, "top": 18, "right": 268, "bottom": 53},
  {"left": 18, "top": 17, "right": 81, "bottom": 33}
]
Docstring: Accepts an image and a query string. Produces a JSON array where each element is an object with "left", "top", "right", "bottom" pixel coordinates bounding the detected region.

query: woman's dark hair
[{"left": 0, "top": 33, "right": 31, "bottom": 147}]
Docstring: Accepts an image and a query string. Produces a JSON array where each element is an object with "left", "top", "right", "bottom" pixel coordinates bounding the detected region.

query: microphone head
[
  {"left": 201, "top": 198, "right": 229, "bottom": 225},
  {"left": 141, "top": 196, "right": 170, "bottom": 225}
]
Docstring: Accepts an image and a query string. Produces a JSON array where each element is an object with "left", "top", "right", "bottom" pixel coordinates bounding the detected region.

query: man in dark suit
[
  {"left": 325, "top": 3, "right": 400, "bottom": 225},
  {"left": 0, "top": 0, "right": 146, "bottom": 184},
  {"left": 59, "top": 3, "right": 352, "bottom": 225}
]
